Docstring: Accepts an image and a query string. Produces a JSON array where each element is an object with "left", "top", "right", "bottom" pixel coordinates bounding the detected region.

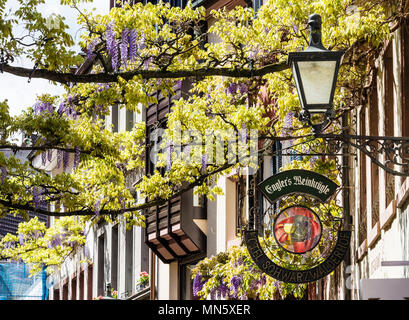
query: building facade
[
  {"left": 347, "top": 19, "right": 409, "bottom": 300},
  {"left": 0, "top": 142, "right": 49, "bottom": 239},
  {"left": 47, "top": 1, "right": 409, "bottom": 300}
]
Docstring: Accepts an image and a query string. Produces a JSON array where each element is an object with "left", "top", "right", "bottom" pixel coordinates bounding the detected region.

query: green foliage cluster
[{"left": 0, "top": 0, "right": 400, "bottom": 276}]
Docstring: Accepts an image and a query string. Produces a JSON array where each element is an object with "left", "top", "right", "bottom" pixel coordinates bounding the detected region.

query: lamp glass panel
[{"left": 297, "top": 60, "right": 337, "bottom": 105}]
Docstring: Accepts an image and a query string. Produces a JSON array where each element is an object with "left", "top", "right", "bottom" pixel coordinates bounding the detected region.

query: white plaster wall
[{"left": 156, "top": 260, "right": 178, "bottom": 300}]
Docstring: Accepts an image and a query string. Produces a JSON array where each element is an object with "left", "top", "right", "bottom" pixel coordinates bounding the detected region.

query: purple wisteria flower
[
  {"left": 106, "top": 22, "right": 115, "bottom": 55},
  {"left": 41, "top": 151, "right": 47, "bottom": 166},
  {"left": 18, "top": 234, "right": 25, "bottom": 245},
  {"left": 230, "top": 275, "right": 242, "bottom": 298},
  {"left": 241, "top": 125, "right": 247, "bottom": 145},
  {"left": 210, "top": 288, "right": 217, "bottom": 300},
  {"left": 1, "top": 166, "right": 7, "bottom": 184},
  {"left": 120, "top": 28, "right": 129, "bottom": 67},
  {"left": 249, "top": 47, "right": 259, "bottom": 60},
  {"left": 227, "top": 83, "right": 237, "bottom": 96},
  {"left": 84, "top": 246, "right": 89, "bottom": 258},
  {"left": 176, "top": 79, "right": 182, "bottom": 90},
  {"left": 238, "top": 83, "right": 248, "bottom": 95},
  {"left": 201, "top": 154, "right": 207, "bottom": 174},
  {"left": 57, "top": 103, "right": 65, "bottom": 115},
  {"left": 249, "top": 278, "right": 259, "bottom": 291},
  {"left": 284, "top": 111, "right": 294, "bottom": 128},
  {"left": 74, "top": 147, "right": 81, "bottom": 169},
  {"left": 42, "top": 102, "right": 49, "bottom": 113},
  {"left": 192, "top": 273, "right": 204, "bottom": 297},
  {"left": 65, "top": 107, "right": 71, "bottom": 118},
  {"left": 87, "top": 38, "right": 98, "bottom": 60},
  {"left": 273, "top": 281, "right": 283, "bottom": 297},
  {"left": 97, "top": 83, "right": 110, "bottom": 94},
  {"left": 33, "top": 101, "right": 41, "bottom": 114},
  {"left": 106, "top": 22, "right": 119, "bottom": 71},
  {"left": 219, "top": 282, "right": 229, "bottom": 298},
  {"left": 143, "top": 57, "right": 153, "bottom": 70},
  {"left": 51, "top": 235, "right": 62, "bottom": 247},
  {"left": 205, "top": 108, "right": 212, "bottom": 117},
  {"left": 138, "top": 31, "right": 145, "bottom": 50},
  {"left": 111, "top": 41, "right": 119, "bottom": 71},
  {"left": 32, "top": 187, "right": 40, "bottom": 209},
  {"left": 71, "top": 109, "right": 78, "bottom": 120},
  {"left": 4, "top": 241, "right": 15, "bottom": 249},
  {"left": 260, "top": 275, "right": 266, "bottom": 286},
  {"left": 128, "top": 29, "right": 138, "bottom": 62},
  {"left": 63, "top": 151, "right": 70, "bottom": 170},
  {"left": 34, "top": 101, "right": 53, "bottom": 115},
  {"left": 94, "top": 198, "right": 101, "bottom": 216},
  {"left": 233, "top": 257, "right": 244, "bottom": 268},
  {"left": 56, "top": 150, "right": 62, "bottom": 169}
]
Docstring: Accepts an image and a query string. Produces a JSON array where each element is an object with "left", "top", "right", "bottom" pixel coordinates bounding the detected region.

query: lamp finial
[{"left": 307, "top": 13, "right": 326, "bottom": 51}]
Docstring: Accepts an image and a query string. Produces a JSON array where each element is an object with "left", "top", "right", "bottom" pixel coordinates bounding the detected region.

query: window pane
[{"left": 297, "top": 60, "right": 336, "bottom": 105}]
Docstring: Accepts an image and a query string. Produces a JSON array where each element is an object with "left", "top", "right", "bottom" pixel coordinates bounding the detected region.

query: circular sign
[{"left": 273, "top": 206, "right": 322, "bottom": 254}]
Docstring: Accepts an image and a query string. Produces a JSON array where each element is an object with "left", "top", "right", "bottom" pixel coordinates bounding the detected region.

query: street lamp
[{"left": 288, "top": 13, "right": 344, "bottom": 133}]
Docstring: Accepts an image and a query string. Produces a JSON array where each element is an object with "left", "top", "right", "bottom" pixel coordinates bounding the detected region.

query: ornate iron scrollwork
[
  {"left": 269, "top": 133, "right": 409, "bottom": 176},
  {"left": 318, "top": 134, "right": 409, "bottom": 176}
]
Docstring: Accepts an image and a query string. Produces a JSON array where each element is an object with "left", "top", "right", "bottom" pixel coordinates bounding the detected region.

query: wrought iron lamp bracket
[
  {"left": 316, "top": 133, "right": 409, "bottom": 176},
  {"left": 298, "top": 109, "right": 337, "bottom": 134},
  {"left": 297, "top": 105, "right": 409, "bottom": 176}
]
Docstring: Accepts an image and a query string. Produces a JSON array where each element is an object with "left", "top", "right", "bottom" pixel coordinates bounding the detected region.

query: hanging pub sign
[
  {"left": 244, "top": 169, "right": 351, "bottom": 283},
  {"left": 258, "top": 169, "right": 338, "bottom": 203}
]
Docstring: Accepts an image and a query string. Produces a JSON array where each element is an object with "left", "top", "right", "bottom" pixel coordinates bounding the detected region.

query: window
[
  {"left": 97, "top": 234, "right": 105, "bottom": 296},
  {"left": 126, "top": 109, "right": 134, "bottom": 131},
  {"left": 125, "top": 227, "right": 134, "bottom": 296},
  {"left": 79, "top": 270, "right": 84, "bottom": 300},
  {"left": 358, "top": 107, "right": 367, "bottom": 245},
  {"left": 140, "top": 228, "right": 150, "bottom": 277},
  {"left": 111, "top": 225, "right": 119, "bottom": 291},
  {"left": 110, "top": 0, "right": 138, "bottom": 8},
  {"left": 383, "top": 43, "right": 395, "bottom": 206},
  {"left": 71, "top": 276, "right": 77, "bottom": 300},
  {"left": 254, "top": 0, "right": 264, "bottom": 13},
  {"left": 369, "top": 79, "right": 379, "bottom": 229},
  {"left": 111, "top": 105, "right": 119, "bottom": 133},
  {"left": 87, "top": 264, "right": 93, "bottom": 300},
  {"left": 62, "top": 282, "right": 68, "bottom": 300},
  {"left": 53, "top": 287, "right": 60, "bottom": 300},
  {"left": 401, "top": 21, "right": 409, "bottom": 142}
]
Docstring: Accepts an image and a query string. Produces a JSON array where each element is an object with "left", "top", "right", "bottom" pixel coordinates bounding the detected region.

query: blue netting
[{"left": 0, "top": 262, "right": 48, "bottom": 300}]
